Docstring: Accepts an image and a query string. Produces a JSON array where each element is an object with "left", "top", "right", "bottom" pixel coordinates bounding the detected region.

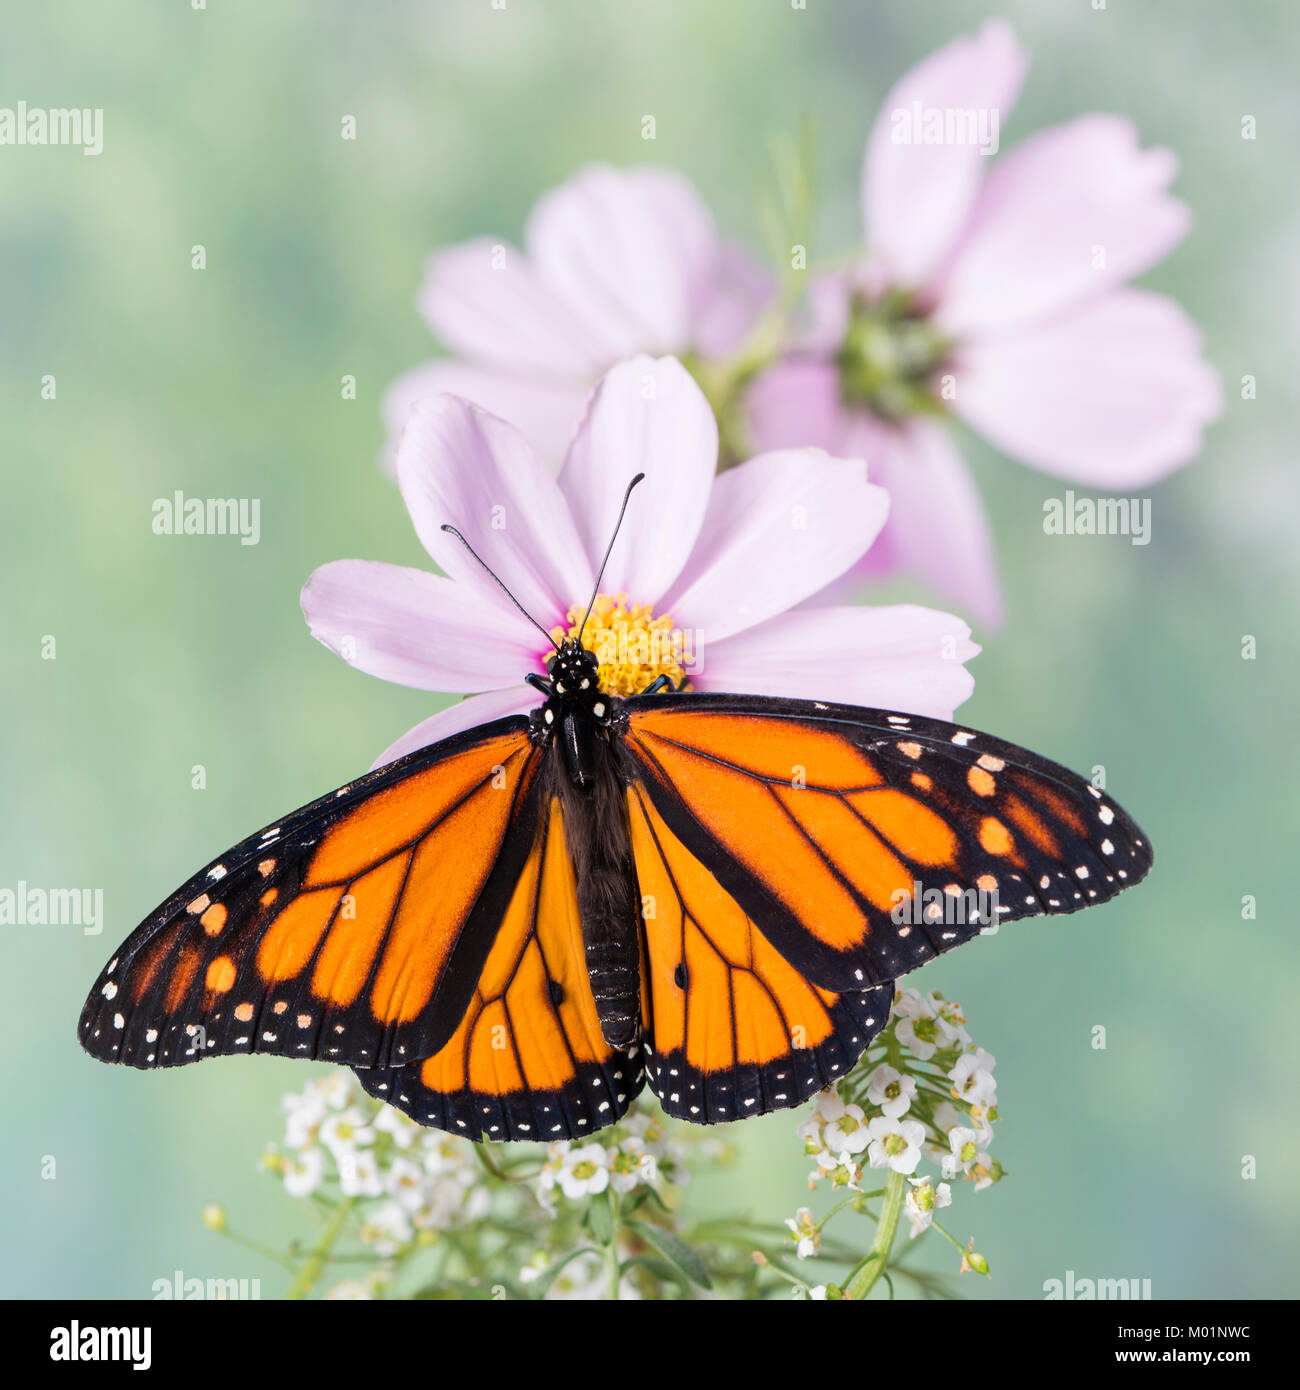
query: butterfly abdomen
[{"left": 553, "top": 730, "right": 641, "bottom": 1051}]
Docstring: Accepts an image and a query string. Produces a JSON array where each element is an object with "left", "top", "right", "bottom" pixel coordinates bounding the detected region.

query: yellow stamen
[{"left": 548, "top": 592, "right": 693, "bottom": 698}]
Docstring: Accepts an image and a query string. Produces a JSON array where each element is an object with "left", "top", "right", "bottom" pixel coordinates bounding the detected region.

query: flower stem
[
  {"left": 217, "top": 1226, "right": 297, "bottom": 1274},
  {"left": 474, "top": 1142, "right": 508, "bottom": 1183},
  {"left": 844, "top": 1169, "right": 907, "bottom": 1300},
  {"left": 285, "top": 1196, "right": 356, "bottom": 1301},
  {"left": 604, "top": 1192, "right": 622, "bottom": 1301}
]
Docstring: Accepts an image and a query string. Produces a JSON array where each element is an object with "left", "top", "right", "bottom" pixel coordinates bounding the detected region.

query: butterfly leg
[
  {"left": 525, "top": 673, "right": 554, "bottom": 697},
  {"left": 638, "top": 675, "right": 681, "bottom": 696}
]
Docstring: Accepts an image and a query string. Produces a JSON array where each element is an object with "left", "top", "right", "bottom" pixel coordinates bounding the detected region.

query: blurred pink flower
[
  {"left": 383, "top": 165, "right": 771, "bottom": 468},
  {"left": 309, "top": 356, "right": 978, "bottom": 767},
  {"left": 747, "top": 18, "right": 1222, "bottom": 626}
]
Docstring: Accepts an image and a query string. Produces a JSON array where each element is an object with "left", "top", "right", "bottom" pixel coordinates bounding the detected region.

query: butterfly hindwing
[
  {"left": 627, "top": 781, "right": 894, "bottom": 1123},
  {"left": 78, "top": 719, "right": 543, "bottom": 1071},
  {"left": 354, "top": 797, "right": 646, "bottom": 1141},
  {"left": 619, "top": 693, "right": 1151, "bottom": 993}
]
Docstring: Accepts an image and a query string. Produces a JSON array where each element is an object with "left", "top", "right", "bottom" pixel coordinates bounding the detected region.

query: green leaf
[
  {"left": 622, "top": 1183, "right": 671, "bottom": 1217},
  {"left": 529, "top": 1247, "right": 602, "bottom": 1301},
  {"left": 624, "top": 1219, "right": 713, "bottom": 1290},
  {"left": 619, "top": 1254, "right": 690, "bottom": 1293}
]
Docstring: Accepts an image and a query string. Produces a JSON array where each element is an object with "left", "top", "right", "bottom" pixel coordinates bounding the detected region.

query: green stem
[
  {"left": 844, "top": 1169, "right": 907, "bottom": 1301},
  {"left": 285, "top": 1196, "right": 357, "bottom": 1301},
  {"left": 217, "top": 1227, "right": 297, "bottom": 1274},
  {"left": 474, "top": 1142, "right": 508, "bottom": 1182},
  {"left": 604, "top": 1193, "right": 622, "bottom": 1301}
]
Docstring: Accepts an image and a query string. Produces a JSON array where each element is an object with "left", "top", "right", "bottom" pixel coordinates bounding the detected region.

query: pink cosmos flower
[
  {"left": 747, "top": 19, "right": 1222, "bottom": 626},
  {"left": 383, "top": 165, "right": 771, "bottom": 468},
  {"left": 308, "top": 356, "right": 978, "bottom": 767}
]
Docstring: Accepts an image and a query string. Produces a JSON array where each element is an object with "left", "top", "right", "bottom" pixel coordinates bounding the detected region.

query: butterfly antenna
[
  {"left": 439, "top": 525, "right": 560, "bottom": 651},
  {"left": 577, "top": 472, "right": 646, "bottom": 645}
]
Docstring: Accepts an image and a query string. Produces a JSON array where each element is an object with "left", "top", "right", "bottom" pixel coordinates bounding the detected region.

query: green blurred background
[{"left": 3, "top": 0, "right": 1296, "bottom": 1299}]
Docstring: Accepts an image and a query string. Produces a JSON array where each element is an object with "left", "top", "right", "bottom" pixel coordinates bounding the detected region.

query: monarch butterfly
[{"left": 79, "top": 475, "right": 1152, "bottom": 1142}]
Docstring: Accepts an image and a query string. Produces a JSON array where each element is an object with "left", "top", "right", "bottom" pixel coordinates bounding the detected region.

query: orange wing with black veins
[{"left": 79, "top": 720, "right": 543, "bottom": 1072}]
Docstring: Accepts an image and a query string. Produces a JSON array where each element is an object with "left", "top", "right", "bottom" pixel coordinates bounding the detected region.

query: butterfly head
[{"left": 546, "top": 639, "right": 602, "bottom": 698}]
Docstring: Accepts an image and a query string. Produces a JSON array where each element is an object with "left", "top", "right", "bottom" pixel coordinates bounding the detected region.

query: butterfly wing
[
  {"left": 79, "top": 718, "right": 545, "bottom": 1071},
  {"left": 627, "top": 779, "right": 894, "bottom": 1124},
  {"left": 354, "top": 797, "right": 646, "bottom": 1142},
  {"left": 619, "top": 693, "right": 1152, "bottom": 995}
]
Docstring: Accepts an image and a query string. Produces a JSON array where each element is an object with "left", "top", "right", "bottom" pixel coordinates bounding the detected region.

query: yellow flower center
[{"left": 548, "top": 592, "right": 693, "bottom": 698}]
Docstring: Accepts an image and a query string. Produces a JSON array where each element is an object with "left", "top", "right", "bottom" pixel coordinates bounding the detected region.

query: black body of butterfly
[{"left": 79, "top": 475, "right": 1153, "bottom": 1141}]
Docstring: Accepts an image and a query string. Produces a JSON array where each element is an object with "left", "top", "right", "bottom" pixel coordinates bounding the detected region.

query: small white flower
[
  {"left": 931, "top": 1101, "right": 966, "bottom": 1134},
  {"left": 657, "top": 1137, "right": 693, "bottom": 1188},
  {"left": 796, "top": 1115, "right": 826, "bottom": 1154},
  {"left": 822, "top": 1101, "right": 871, "bottom": 1156},
  {"left": 558, "top": 1143, "right": 610, "bottom": 1199},
  {"left": 313, "top": 1071, "right": 360, "bottom": 1111},
  {"left": 320, "top": 1106, "right": 376, "bottom": 1158},
  {"left": 339, "top": 1146, "right": 385, "bottom": 1197},
  {"left": 281, "top": 1089, "right": 328, "bottom": 1150},
  {"left": 970, "top": 1159, "right": 999, "bottom": 1192},
  {"left": 891, "top": 986, "right": 925, "bottom": 1019},
  {"left": 895, "top": 1002, "right": 942, "bottom": 1060},
  {"left": 537, "top": 1140, "right": 571, "bottom": 1200},
  {"left": 942, "top": 1126, "right": 990, "bottom": 1179},
  {"left": 623, "top": 1110, "right": 668, "bottom": 1147},
  {"left": 813, "top": 1089, "right": 849, "bottom": 1125},
  {"left": 785, "top": 1207, "right": 820, "bottom": 1260},
  {"left": 360, "top": 1200, "right": 414, "bottom": 1257},
  {"left": 609, "top": 1138, "right": 656, "bottom": 1194},
  {"left": 385, "top": 1156, "right": 427, "bottom": 1211},
  {"left": 282, "top": 1146, "right": 325, "bottom": 1198},
  {"left": 949, "top": 1049, "right": 997, "bottom": 1108},
  {"left": 374, "top": 1104, "right": 418, "bottom": 1149},
  {"left": 806, "top": 1285, "right": 828, "bottom": 1300},
  {"left": 932, "top": 994, "right": 972, "bottom": 1049},
  {"left": 864, "top": 1063, "right": 917, "bottom": 1119},
  {"left": 866, "top": 1116, "right": 925, "bottom": 1174},
  {"left": 895, "top": 988, "right": 967, "bottom": 1059},
  {"left": 904, "top": 1177, "right": 952, "bottom": 1239},
  {"left": 419, "top": 1133, "right": 470, "bottom": 1178},
  {"left": 808, "top": 1147, "right": 863, "bottom": 1191},
  {"left": 966, "top": 1107, "right": 995, "bottom": 1149}
]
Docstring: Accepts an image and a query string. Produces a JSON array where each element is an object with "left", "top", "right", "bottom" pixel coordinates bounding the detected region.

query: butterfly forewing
[
  {"left": 619, "top": 693, "right": 1152, "bottom": 993},
  {"left": 78, "top": 719, "right": 542, "bottom": 1071}
]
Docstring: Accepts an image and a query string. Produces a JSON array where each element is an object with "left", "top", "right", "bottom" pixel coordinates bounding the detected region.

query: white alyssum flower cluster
[
  {"left": 789, "top": 987, "right": 1003, "bottom": 1260},
  {"left": 266, "top": 1072, "right": 491, "bottom": 1254},
  {"left": 535, "top": 1109, "right": 713, "bottom": 1208}
]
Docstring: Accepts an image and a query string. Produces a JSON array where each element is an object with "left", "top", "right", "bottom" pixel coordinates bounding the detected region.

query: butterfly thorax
[{"left": 529, "top": 639, "right": 621, "bottom": 790}]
